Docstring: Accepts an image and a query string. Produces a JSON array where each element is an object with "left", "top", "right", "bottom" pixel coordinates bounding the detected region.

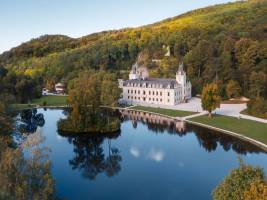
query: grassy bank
[
  {"left": 11, "top": 96, "right": 67, "bottom": 110},
  {"left": 189, "top": 115, "right": 267, "bottom": 145},
  {"left": 131, "top": 106, "right": 196, "bottom": 117},
  {"left": 32, "top": 96, "right": 67, "bottom": 106}
]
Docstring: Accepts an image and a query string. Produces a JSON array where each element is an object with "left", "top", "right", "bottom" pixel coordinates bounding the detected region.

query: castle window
[
  {"left": 143, "top": 90, "right": 146, "bottom": 95},
  {"left": 156, "top": 91, "right": 158, "bottom": 95},
  {"left": 149, "top": 91, "right": 151, "bottom": 95},
  {"left": 160, "top": 92, "right": 162, "bottom": 96},
  {"left": 168, "top": 92, "right": 170, "bottom": 96},
  {"left": 153, "top": 91, "right": 154, "bottom": 95},
  {"left": 149, "top": 98, "right": 151, "bottom": 101},
  {"left": 160, "top": 99, "right": 162, "bottom": 102},
  {"left": 138, "top": 90, "right": 140, "bottom": 94},
  {"left": 138, "top": 97, "right": 140, "bottom": 100},
  {"left": 135, "top": 90, "right": 136, "bottom": 94},
  {"left": 167, "top": 99, "right": 170, "bottom": 102},
  {"left": 128, "top": 90, "right": 129, "bottom": 93}
]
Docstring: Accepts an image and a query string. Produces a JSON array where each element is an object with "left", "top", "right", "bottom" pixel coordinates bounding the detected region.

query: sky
[{"left": 0, "top": 0, "right": 237, "bottom": 53}]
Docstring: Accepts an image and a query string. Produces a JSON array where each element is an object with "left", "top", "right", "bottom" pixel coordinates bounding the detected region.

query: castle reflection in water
[
  {"left": 120, "top": 109, "right": 266, "bottom": 155},
  {"left": 120, "top": 109, "right": 185, "bottom": 133}
]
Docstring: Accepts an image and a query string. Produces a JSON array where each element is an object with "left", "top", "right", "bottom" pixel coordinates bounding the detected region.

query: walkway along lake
[{"left": 14, "top": 108, "right": 267, "bottom": 200}]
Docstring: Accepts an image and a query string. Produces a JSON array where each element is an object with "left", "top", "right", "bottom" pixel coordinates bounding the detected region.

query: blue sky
[{"left": 0, "top": 0, "right": 237, "bottom": 53}]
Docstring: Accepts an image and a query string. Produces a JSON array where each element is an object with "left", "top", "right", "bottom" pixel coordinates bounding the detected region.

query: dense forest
[{"left": 0, "top": 0, "right": 266, "bottom": 102}]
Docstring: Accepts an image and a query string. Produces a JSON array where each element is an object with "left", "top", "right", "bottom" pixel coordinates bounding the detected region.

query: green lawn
[
  {"left": 11, "top": 96, "right": 68, "bottom": 110},
  {"left": 31, "top": 96, "right": 67, "bottom": 106},
  {"left": 190, "top": 115, "right": 267, "bottom": 145},
  {"left": 10, "top": 104, "right": 37, "bottom": 110},
  {"left": 131, "top": 106, "right": 196, "bottom": 117}
]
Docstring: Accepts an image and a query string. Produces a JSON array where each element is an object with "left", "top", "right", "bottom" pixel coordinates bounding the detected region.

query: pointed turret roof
[{"left": 177, "top": 62, "right": 185, "bottom": 75}]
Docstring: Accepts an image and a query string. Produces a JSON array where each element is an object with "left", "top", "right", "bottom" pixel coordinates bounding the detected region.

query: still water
[{"left": 15, "top": 109, "right": 267, "bottom": 200}]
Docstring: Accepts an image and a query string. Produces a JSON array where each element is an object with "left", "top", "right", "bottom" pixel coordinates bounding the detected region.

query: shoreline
[
  {"left": 185, "top": 120, "right": 267, "bottom": 152},
  {"left": 13, "top": 105, "right": 267, "bottom": 152},
  {"left": 121, "top": 107, "right": 267, "bottom": 152}
]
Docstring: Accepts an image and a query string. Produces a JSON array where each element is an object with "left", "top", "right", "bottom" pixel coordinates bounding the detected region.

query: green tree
[
  {"left": 201, "top": 83, "right": 221, "bottom": 117},
  {"left": 226, "top": 80, "right": 241, "bottom": 99},
  {"left": 249, "top": 71, "right": 266, "bottom": 97},
  {"left": 0, "top": 102, "right": 12, "bottom": 134},
  {"left": 100, "top": 79, "right": 120, "bottom": 107},
  {"left": 247, "top": 97, "right": 267, "bottom": 119},
  {"left": 213, "top": 158, "right": 267, "bottom": 200}
]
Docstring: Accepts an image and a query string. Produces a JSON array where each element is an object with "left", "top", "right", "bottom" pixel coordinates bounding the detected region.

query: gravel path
[{"left": 133, "top": 97, "right": 267, "bottom": 124}]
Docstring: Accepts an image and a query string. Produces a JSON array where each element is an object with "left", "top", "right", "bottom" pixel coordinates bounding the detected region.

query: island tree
[
  {"left": 58, "top": 71, "right": 121, "bottom": 133},
  {"left": 201, "top": 83, "right": 221, "bottom": 117}
]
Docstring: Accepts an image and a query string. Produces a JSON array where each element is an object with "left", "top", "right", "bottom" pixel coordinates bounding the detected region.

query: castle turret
[
  {"left": 129, "top": 63, "right": 140, "bottom": 80},
  {"left": 129, "top": 63, "right": 149, "bottom": 80},
  {"left": 176, "top": 62, "right": 186, "bottom": 86}
]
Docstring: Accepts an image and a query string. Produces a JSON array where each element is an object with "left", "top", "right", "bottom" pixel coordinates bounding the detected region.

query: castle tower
[
  {"left": 129, "top": 63, "right": 140, "bottom": 80},
  {"left": 176, "top": 62, "right": 186, "bottom": 86}
]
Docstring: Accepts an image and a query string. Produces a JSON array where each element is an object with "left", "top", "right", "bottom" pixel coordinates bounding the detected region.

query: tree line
[{"left": 0, "top": 0, "right": 266, "bottom": 117}]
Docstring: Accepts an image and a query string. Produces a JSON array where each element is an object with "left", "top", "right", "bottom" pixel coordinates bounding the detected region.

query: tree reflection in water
[
  {"left": 17, "top": 109, "right": 45, "bottom": 134},
  {"left": 121, "top": 109, "right": 266, "bottom": 155},
  {"left": 59, "top": 131, "right": 122, "bottom": 180}
]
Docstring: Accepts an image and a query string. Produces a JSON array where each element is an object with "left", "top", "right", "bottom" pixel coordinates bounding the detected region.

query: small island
[{"left": 57, "top": 72, "right": 121, "bottom": 134}]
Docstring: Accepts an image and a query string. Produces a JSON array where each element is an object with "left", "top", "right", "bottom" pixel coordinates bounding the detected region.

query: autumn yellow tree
[
  {"left": 226, "top": 80, "right": 241, "bottom": 99},
  {"left": 244, "top": 178, "right": 267, "bottom": 200},
  {"left": 201, "top": 83, "right": 221, "bottom": 117},
  {"left": 213, "top": 158, "right": 266, "bottom": 200}
]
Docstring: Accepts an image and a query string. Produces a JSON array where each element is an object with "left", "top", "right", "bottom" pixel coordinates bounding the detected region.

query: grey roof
[{"left": 123, "top": 78, "right": 179, "bottom": 89}]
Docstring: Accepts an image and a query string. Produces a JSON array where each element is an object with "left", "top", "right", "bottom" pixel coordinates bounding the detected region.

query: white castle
[{"left": 118, "top": 62, "right": 191, "bottom": 106}]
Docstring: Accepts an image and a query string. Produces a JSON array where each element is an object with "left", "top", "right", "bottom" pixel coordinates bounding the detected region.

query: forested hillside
[{"left": 0, "top": 0, "right": 266, "bottom": 99}]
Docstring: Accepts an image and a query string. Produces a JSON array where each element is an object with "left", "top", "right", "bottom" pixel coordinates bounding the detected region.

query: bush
[
  {"left": 43, "top": 101, "right": 47, "bottom": 107},
  {"left": 247, "top": 97, "right": 267, "bottom": 119},
  {"left": 212, "top": 158, "right": 266, "bottom": 200},
  {"left": 244, "top": 178, "right": 267, "bottom": 200}
]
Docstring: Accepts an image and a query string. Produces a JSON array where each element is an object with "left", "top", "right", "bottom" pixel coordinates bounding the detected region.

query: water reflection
[
  {"left": 17, "top": 109, "right": 45, "bottom": 134},
  {"left": 59, "top": 131, "right": 122, "bottom": 180},
  {"left": 12, "top": 109, "right": 267, "bottom": 200},
  {"left": 120, "top": 109, "right": 186, "bottom": 135},
  {"left": 121, "top": 109, "right": 266, "bottom": 154}
]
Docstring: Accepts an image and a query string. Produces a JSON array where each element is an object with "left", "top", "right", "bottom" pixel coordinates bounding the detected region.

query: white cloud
[
  {"left": 147, "top": 148, "right": 165, "bottom": 162},
  {"left": 130, "top": 146, "right": 140, "bottom": 158},
  {"left": 178, "top": 161, "right": 184, "bottom": 168}
]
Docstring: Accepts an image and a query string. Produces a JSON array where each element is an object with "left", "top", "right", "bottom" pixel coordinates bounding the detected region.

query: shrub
[{"left": 212, "top": 158, "right": 266, "bottom": 200}]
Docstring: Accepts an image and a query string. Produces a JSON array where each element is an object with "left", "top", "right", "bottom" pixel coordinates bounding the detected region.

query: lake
[{"left": 14, "top": 108, "right": 267, "bottom": 200}]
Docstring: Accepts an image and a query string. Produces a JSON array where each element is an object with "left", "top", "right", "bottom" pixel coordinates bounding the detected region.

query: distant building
[
  {"left": 163, "top": 45, "right": 171, "bottom": 57},
  {"left": 42, "top": 88, "right": 49, "bottom": 95},
  {"left": 55, "top": 83, "right": 65, "bottom": 94},
  {"left": 119, "top": 62, "right": 191, "bottom": 106}
]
